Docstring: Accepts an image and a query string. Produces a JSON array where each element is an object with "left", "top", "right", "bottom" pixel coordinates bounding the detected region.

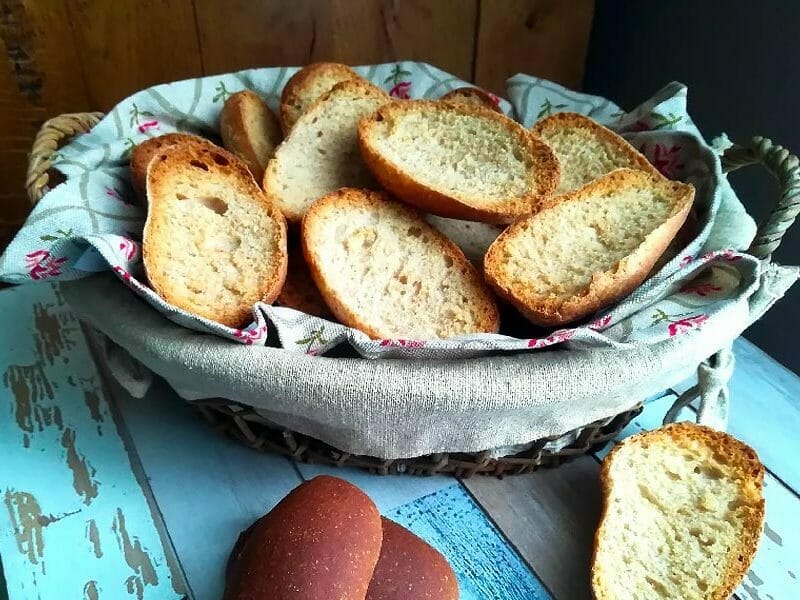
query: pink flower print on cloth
[
  {"left": 702, "top": 249, "right": 742, "bottom": 263},
  {"left": 233, "top": 324, "right": 268, "bottom": 346},
  {"left": 379, "top": 339, "right": 426, "bottom": 349},
  {"left": 640, "top": 143, "right": 685, "bottom": 179},
  {"left": 129, "top": 103, "right": 158, "bottom": 134},
  {"left": 384, "top": 64, "right": 412, "bottom": 99},
  {"left": 528, "top": 329, "right": 574, "bottom": 349},
  {"left": 389, "top": 81, "right": 411, "bottom": 99},
  {"left": 25, "top": 250, "right": 67, "bottom": 280},
  {"left": 667, "top": 314, "right": 709, "bottom": 337},
  {"left": 588, "top": 314, "right": 613, "bottom": 330},
  {"left": 680, "top": 282, "right": 722, "bottom": 297},
  {"left": 113, "top": 266, "right": 146, "bottom": 292},
  {"left": 118, "top": 238, "right": 139, "bottom": 262}
]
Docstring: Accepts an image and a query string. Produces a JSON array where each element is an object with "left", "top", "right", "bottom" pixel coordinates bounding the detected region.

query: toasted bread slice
[
  {"left": 484, "top": 169, "right": 694, "bottom": 327},
  {"left": 277, "top": 239, "right": 333, "bottom": 319},
  {"left": 220, "top": 90, "right": 282, "bottom": 181},
  {"left": 425, "top": 215, "right": 503, "bottom": 264},
  {"left": 280, "top": 62, "right": 361, "bottom": 132},
  {"left": 143, "top": 144, "right": 288, "bottom": 327},
  {"left": 264, "top": 79, "right": 388, "bottom": 222},
  {"left": 301, "top": 188, "right": 500, "bottom": 339},
  {"left": 532, "top": 112, "right": 659, "bottom": 195},
  {"left": 592, "top": 422, "right": 765, "bottom": 600},
  {"left": 441, "top": 86, "right": 502, "bottom": 113},
  {"left": 358, "top": 101, "right": 560, "bottom": 224},
  {"left": 130, "top": 132, "right": 213, "bottom": 201}
]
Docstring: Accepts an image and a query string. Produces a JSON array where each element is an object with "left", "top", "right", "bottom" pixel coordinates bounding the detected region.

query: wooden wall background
[{"left": 0, "top": 0, "right": 594, "bottom": 251}]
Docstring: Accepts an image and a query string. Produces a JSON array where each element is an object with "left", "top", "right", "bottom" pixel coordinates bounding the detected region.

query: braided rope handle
[
  {"left": 27, "top": 112, "right": 103, "bottom": 204},
  {"left": 720, "top": 136, "right": 800, "bottom": 260}
]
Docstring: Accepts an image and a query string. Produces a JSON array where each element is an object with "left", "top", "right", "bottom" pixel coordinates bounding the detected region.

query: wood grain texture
[
  {"left": 475, "top": 0, "right": 595, "bottom": 94},
  {"left": 101, "top": 372, "right": 303, "bottom": 600},
  {"left": 463, "top": 456, "right": 603, "bottom": 600},
  {"left": 0, "top": 0, "right": 91, "bottom": 252},
  {"left": 0, "top": 284, "right": 182, "bottom": 599},
  {"left": 194, "top": 0, "right": 477, "bottom": 80},
  {"left": 387, "top": 484, "right": 551, "bottom": 600},
  {"left": 64, "top": 0, "right": 203, "bottom": 111}
]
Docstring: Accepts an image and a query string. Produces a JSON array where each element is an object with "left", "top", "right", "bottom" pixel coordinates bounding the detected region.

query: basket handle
[
  {"left": 27, "top": 112, "right": 103, "bottom": 205},
  {"left": 720, "top": 136, "right": 800, "bottom": 260}
]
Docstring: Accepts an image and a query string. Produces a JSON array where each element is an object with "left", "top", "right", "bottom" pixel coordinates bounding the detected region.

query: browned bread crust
[
  {"left": 532, "top": 111, "right": 660, "bottom": 194},
  {"left": 143, "top": 143, "right": 287, "bottom": 327},
  {"left": 279, "top": 62, "right": 361, "bottom": 132},
  {"left": 224, "top": 476, "right": 383, "bottom": 600},
  {"left": 129, "top": 132, "right": 213, "bottom": 202},
  {"left": 358, "top": 100, "right": 560, "bottom": 224},
  {"left": 277, "top": 237, "right": 334, "bottom": 319},
  {"left": 484, "top": 169, "right": 694, "bottom": 327},
  {"left": 301, "top": 188, "right": 500, "bottom": 339},
  {"left": 366, "top": 517, "right": 459, "bottom": 600},
  {"left": 591, "top": 423, "right": 766, "bottom": 600},
  {"left": 219, "top": 90, "right": 282, "bottom": 181},
  {"left": 441, "top": 86, "right": 502, "bottom": 113},
  {"left": 264, "top": 78, "right": 389, "bottom": 222}
]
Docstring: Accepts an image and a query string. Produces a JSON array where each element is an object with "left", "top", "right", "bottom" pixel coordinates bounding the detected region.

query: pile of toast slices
[{"left": 132, "top": 62, "right": 694, "bottom": 338}]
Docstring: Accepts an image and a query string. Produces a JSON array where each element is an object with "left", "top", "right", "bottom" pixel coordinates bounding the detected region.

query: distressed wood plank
[
  {"left": 463, "top": 456, "right": 604, "bottom": 600},
  {"left": 475, "top": 0, "right": 595, "bottom": 94},
  {"left": 194, "top": 0, "right": 477, "bottom": 81},
  {"left": 0, "top": 0, "right": 93, "bottom": 251},
  {"left": 388, "top": 483, "right": 552, "bottom": 600},
  {"left": 98, "top": 365, "right": 302, "bottom": 600},
  {"left": 598, "top": 390, "right": 799, "bottom": 600},
  {"left": 671, "top": 337, "right": 800, "bottom": 493},
  {"left": 0, "top": 284, "right": 182, "bottom": 599},
  {"left": 64, "top": 0, "right": 203, "bottom": 110}
]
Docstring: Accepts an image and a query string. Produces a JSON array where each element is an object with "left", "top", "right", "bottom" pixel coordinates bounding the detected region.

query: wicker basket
[{"left": 27, "top": 113, "right": 800, "bottom": 476}]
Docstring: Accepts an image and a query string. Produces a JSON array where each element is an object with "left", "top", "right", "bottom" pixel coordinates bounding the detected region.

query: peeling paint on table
[{"left": 0, "top": 284, "right": 183, "bottom": 599}]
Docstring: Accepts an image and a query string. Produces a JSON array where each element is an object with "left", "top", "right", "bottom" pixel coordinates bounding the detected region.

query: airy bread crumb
[
  {"left": 301, "top": 188, "right": 500, "bottom": 339},
  {"left": 143, "top": 143, "right": 287, "bottom": 327},
  {"left": 484, "top": 168, "right": 694, "bottom": 326},
  {"left": 592, "top": 422, "right": 766, "bottom": 600}
]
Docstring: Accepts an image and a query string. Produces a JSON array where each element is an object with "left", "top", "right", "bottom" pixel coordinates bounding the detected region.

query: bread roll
[
  {"left": 225, "top": 476, "right": 383, "bottom": 600},
  {"left": 367, "top": 517, "right": 459, "bottom": 600}
]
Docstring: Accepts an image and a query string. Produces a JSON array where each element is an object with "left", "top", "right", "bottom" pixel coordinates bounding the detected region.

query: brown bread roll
[
  {"left": 367, "top": 517, "right": 459, "bottom": 600},
  {"left": 224, "top": 475, "right": 383, "bottom": 600}
]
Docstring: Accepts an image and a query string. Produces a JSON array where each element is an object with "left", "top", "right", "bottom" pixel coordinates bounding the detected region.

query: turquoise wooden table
[{"left": 1, "top": 283, "right": 798, "bottom": 600}]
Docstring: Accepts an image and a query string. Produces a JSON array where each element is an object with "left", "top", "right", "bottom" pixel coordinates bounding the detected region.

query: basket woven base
[{"left": 192, "top": 400, "right": 644, "bottom": 477}]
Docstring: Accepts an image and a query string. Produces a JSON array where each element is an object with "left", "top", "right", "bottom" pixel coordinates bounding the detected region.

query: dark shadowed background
[{"left": 586, "top": 0, "right": 800, "bottom": 372}]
